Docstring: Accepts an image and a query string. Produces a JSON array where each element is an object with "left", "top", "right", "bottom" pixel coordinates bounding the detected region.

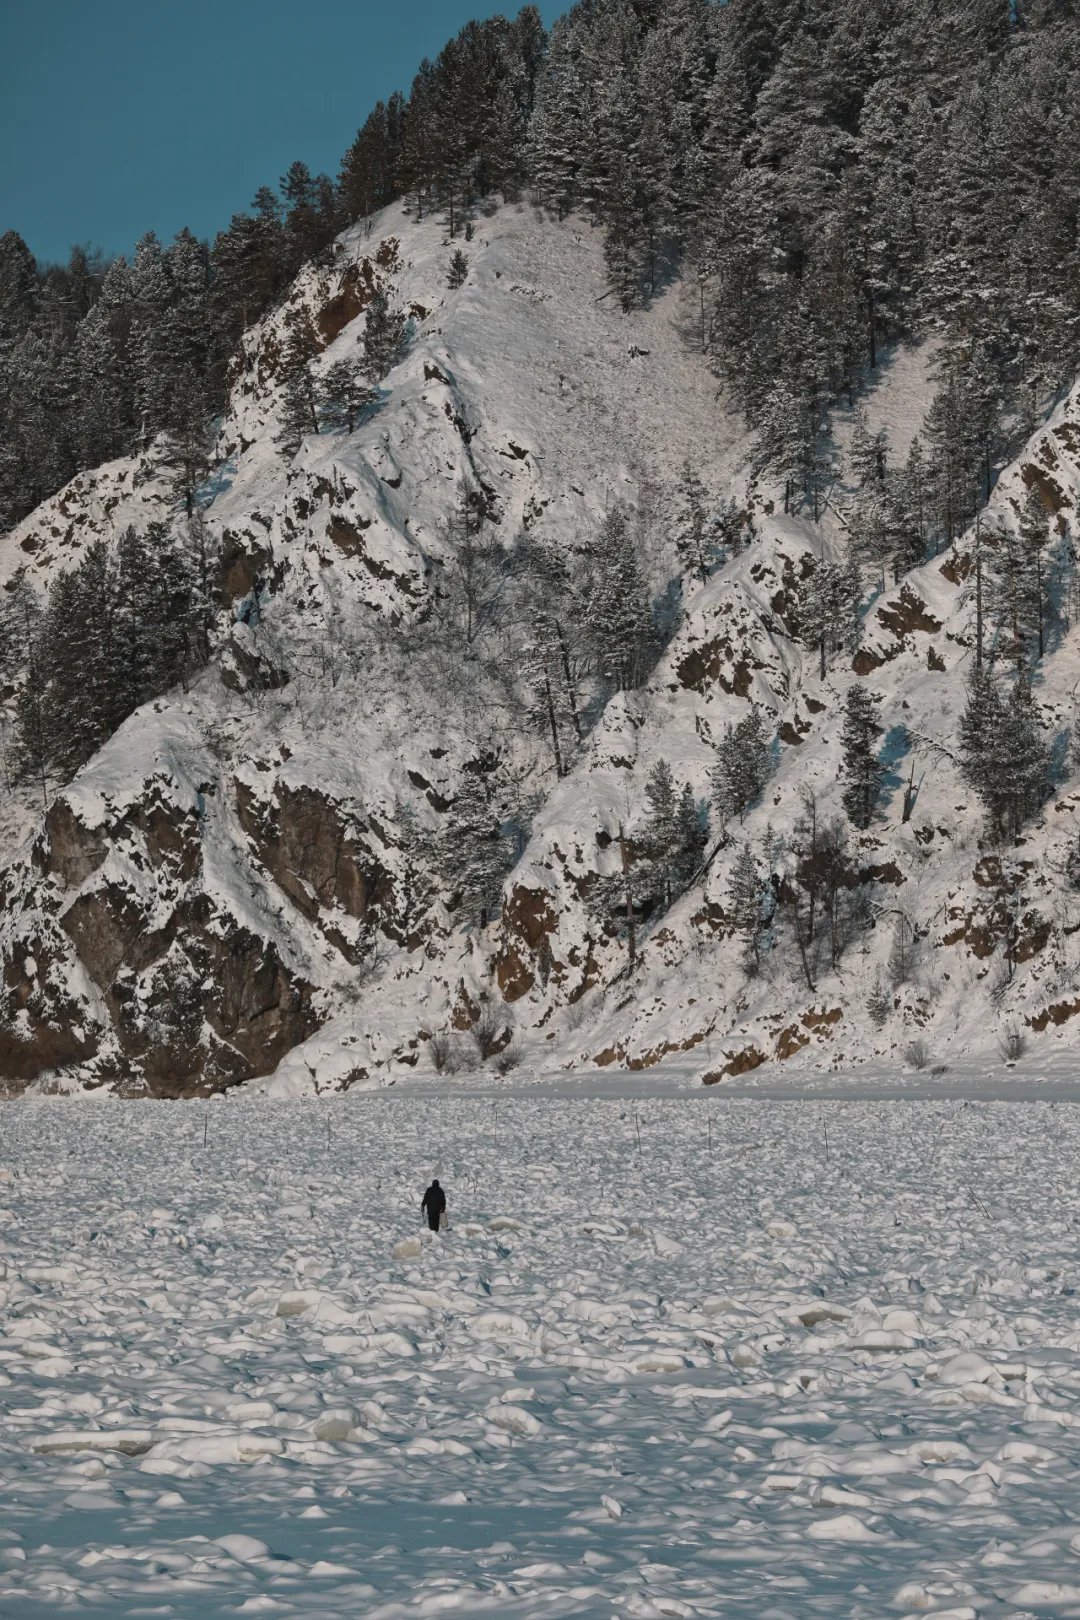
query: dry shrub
[{"left": 903, "top": 1037, "right": 931, "bottom": 1071}]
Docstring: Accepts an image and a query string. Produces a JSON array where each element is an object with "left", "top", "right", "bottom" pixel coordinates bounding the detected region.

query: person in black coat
[{"left": 421, "top": 1178, "right": 446, "bottom": 1231}]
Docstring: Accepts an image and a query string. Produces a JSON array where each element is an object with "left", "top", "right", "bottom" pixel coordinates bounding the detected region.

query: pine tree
[
  {"left": 280, "top": 160, "right": 324, "bottom": 273},
  {"left": 839, "top": 684, "right": 886, "bottom": 830},
  {"left": 515, "top": 525, "right": 585, "bottom": 757},
  {"left": 73, "top": 296, "right": 131, "bottom": 468},
  {"left": 282, "top": 307, "right": 321, "bottom": 379},
  {"left": 362, "top": 285, "right": 407, "bottom": 380},
  {"left": 959, "top": 665, "right": 1047, "bottom": 841},
  {"left": 439, "top": 769, "right": 510, "bottom": 929},
  {"left": 850, "top": 482, "right": 914, "bottom": 592},
  {"left": 161, "top": 227, "right": 213, "bottom": 436},
  {"left": 11, "top": 522, "right": 208, "bottom": 788},
  {"left": 113, "top": 525, "right": 160, "bottom": 706},
  {"left": 128, "top": 233, "right": 172, "bottom": 441},
  {"left": 250, "top": 185, "right": 286, "bottom": 305},
  {"left": 317, "top": 357, "right": 376, "bottom": 433},
  {"left": 959, "top": 664, "right": 1004, "bottom": 823},
  {"left": 40, "top": 544, "right": 121, "bottom": 776},
  {"left": 902, "top": 436, "right": 930, "bottom": 558},
  {"left": 985, "top": 520, "right": 1042, "bottom": 672},
  {"left": 866, "top": 975, "right": 891, "bottom": 1027},
  {"left": 584, "top": 508, "right": 653, "bottom": 691},
  {"left": 448, "top": 249, "right": 469, "bottom": 289},
  {"left": 603, "top": 149, "right": 644, "bottom": 312},
  {"left": 1017, "top": 487, "right": 1051, "bottom": 660},
  {"left": 164, "top": 406, "right": 213, "bottom": 520},
  {"left": 443, "top": 483, "right": 503, "bottom": 647},
  {"left": 996, "top": 674, "right": 1050, "bottom": 840},
  {"left": 276, "top": 368, "right": 319, "bottom": 460},
  {"left": 643, "top": 758, "right": 681, "bottom": 904},
  {"left": 586, "top": 821, "right": 645, "bottom": 969},
  {"left": 887, "top": 911, "right": 918, "bottom": 986},
  {"left": 209, "top": 212, "right": 263, "bottom": 347},
  {"left": 674, "top": 781, "right": 706, "bottom": 889},
  {"left": 0, "top": 230, "right": 38, "bottom": 335},
  {"left": 714, "top": 498, "right": 747, "bottom": 558},
  {"left": 849, "top": 409, "right": 888, "bottom": 486},
  {"left": 728, "top": 841, "right": 766, "bottom": 971},
  {"left": 672, "top": 461, "right": 712, "bottom": 587},
  {"left": 3, "top": 576, "right": 49, "bottom": 807},
  {"left": 800, "top": 554, "right": 862, "bottom": 678},
  {"left": 712, "top": 705, "right": 771, "bottom": 828},
  {"left": 521, "top": 613, "right": 580, "bottom": 777}
]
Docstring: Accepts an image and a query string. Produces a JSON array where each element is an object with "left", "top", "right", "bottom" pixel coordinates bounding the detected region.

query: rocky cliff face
[{"left": 2, "top": 201, "right": 1079, "bottom": 1094}]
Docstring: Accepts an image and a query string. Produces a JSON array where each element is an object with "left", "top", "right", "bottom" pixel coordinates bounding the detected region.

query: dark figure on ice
[{"left": 422, "top": 1178, "right": 446, "bottom": 1232}]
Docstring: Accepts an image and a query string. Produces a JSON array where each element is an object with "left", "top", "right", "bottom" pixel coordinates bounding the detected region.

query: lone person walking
[{"left": 421, "top": 1178, "right": 446, "bottom": 1232}]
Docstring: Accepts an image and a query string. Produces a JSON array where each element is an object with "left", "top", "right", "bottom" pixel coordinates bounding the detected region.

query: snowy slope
[{"left": 1, "top": 196, "right": 1079, "bottom": 1094}]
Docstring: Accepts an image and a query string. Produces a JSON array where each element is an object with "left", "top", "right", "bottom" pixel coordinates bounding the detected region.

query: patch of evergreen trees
[
  {"left": 2, "top": 524, "right": 209, "bottom": 793},
  {"left": 586, "top": 758, "right": 707, "bottom": 963},
  {"left": 526, "top": 0, "right": 1080, "bottom": 523}
]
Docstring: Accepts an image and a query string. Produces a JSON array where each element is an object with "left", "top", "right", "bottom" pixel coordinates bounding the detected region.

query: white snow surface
[{"left": 4, "top": 1090, "right": 1080, "bottom": 1616}]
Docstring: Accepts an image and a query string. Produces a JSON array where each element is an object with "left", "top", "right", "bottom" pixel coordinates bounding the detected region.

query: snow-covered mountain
[{"left": 2, "top": 198, "right": 1079, "bottom": 1095}]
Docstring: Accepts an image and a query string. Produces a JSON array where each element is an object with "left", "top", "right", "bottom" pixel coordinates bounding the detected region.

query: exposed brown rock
[
  {"left": 1, "top": 769, "right": 323, "bottom": 1095},
  {"left": 1015, "top": 913, "right": 1052, "bottom": 963},
  {"left": 220, "top": 529, "right": 271, "bottom": 606},
  {"left": 778, "top": 708, "right": 813, "bottom": 746},
  {"left": 690, "top": 900, "right": 726, "bottom": 934},
  {"left": 802, "top": 1006, "right": 842, "bottom": 1031},
  {"left": 0, "top": 935, "right": 100, "bottom": 1087},
  {"left": 940, "top": 550, "right": 972, "bottom": 585},
  {"left": 593, "top": 1031, "right": 708, "bottom": 1071},
  {"left": 450, "top": 982, "right": 481, "bottom": 1032},
  {"left": 863, "top": 861, "right": 905, "bottom": 887},
  {"left": 202, "top": 921, "right": 317, "bottom": 1079},
  {"left": 776, "top": 1024, "right": 809, "bottom": 1059},
  {"left": 235, "top": 781, "right": 395, "bottom": 947},
  {"left": 406, "top": 770, "right": 451, "bottom": 812},
  {"left": 1021, "top": 462, "right": 1069, "bottom": 516},
  {"left": 1029, "top": 998, "right": 1080, "bottom": 1031},
  {"left": 316, "top": 258, "right": 378, "bottom": 345},
  {"left": 327, "top": 514, "right": 372, "bottom": 559},
  {"left": 876, "top": 586, "right": 942, "bottom": 640},
  {"left": 0, "top": 1019, "right": 98, "bottom": 1087},
  {"left": 44, "top": 798, "right": 107, "bottom": 888},
  {"left": 133, "top": 793, "right": 200, "bottom": 881},
  {"left": 495, "top": 884, "right": 558, "bottom": 1002},
  {"left": 702, "top": 1045, "right": 767, "bottom": 1083},
  {"left": 62, "top": 884, "right": 148, "bottom": 991},
  {"left": 675, "top": 635, "right": 754, "bottom": 696}
]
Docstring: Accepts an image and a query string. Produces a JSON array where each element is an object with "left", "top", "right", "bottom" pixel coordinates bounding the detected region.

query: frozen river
[{"left": 3, "top": 1091, "right": 1080, "bottom": 1617}]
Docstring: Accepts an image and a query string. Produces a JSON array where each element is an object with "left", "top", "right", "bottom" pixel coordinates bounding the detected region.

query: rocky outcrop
[
  {"left": 0, "top": 776, "right": 320, "bottom": 1095},
  {"left": 234, "top": 779, "right": 411, "bottom": 957},
  {"left": 495, "top": 884, "right": 559, "bottom": 1001}
]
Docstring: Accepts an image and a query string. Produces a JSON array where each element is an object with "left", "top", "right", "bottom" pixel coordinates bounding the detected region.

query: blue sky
[{"left": 0, "top": 1, "right": 562, "bottom": 266}]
